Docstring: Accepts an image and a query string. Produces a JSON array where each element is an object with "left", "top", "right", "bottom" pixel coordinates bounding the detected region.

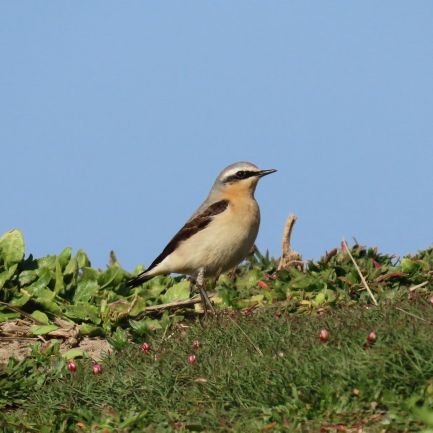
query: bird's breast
[{"left": 172, "top": 198, "right": 260, "bottom": 276}]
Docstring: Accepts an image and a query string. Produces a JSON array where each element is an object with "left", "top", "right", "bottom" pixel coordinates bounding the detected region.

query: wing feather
[{"left": 128, "top": 199, "right": 229, "bottom": 286}]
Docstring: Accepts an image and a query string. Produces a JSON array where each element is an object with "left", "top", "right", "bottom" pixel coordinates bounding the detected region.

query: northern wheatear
[{"left": 128, "top": 161, "right": 276, "bottom": 312}]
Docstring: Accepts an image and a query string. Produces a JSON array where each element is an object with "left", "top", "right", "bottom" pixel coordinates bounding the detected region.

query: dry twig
[
  {"left": 342, "top": 239, "right": 378, "bottom": 306},
  {"left": 278, "top": 214, "right": 304, "bottom": 271},
  {"left": 135, "top": 294, "right": 215, "bottom": 319}
]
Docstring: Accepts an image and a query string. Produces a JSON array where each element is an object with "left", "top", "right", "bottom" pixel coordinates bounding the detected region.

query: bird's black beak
[{"left": 257, "top": 168, "right": 277, "bottom": 177}]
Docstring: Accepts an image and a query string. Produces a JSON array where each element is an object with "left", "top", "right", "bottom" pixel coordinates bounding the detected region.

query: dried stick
[
  {"left": 278, "top": 214, "right": 303, "bottom": 271},
  {"left": 135, "top": 294, "right": 214, "bottom": 318},
  {"left": 342, "top": 239, "right": 378, "bottom": 306}
]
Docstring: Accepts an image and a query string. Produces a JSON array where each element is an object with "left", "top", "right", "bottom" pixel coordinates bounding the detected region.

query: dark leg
[{"left": 196, "top": 267, "right": 215, "bottom": 315}]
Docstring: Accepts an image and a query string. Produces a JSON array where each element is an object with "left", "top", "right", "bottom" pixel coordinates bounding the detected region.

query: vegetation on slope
[{"left": 0, "top": 229, "right": 433, "bottom": 432}]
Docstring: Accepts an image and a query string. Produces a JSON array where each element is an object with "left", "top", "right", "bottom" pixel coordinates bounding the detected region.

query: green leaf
[
  {"left": 160, "top": 280, "right": 190, "bottom": 304},
  {"left": 0, "top": 311, "right": 20, "bottom": 322},
  {"left": 58, "top": 247, "right": 72, "bottom": 269},
  {"left": 37, "top": 255, "right": 57, "bottom": 271},
  {"left": 79, "top": 323, "right": 104, "bottom": 336},
  {"left": 65, "top": 303, "right": 101, "bottom": 324},
  {"left": 0, "top": 229, "right": 25, "bottom": 266},
  {"left": 27, "top": 284, "right": 55, "bottom": 301},
  {"left": 31, "top": 310, "right": 50, "bottom": 325},
  {"left": 54, "top": 257, "right": 64, "bottom": 294},
  {"left": 34, "top": 297, "right": 62, "bottom": 315},
  {"left": 73, "top": 279, "right": 99, "bottom": 303},
  {"left": 10, "top": 292, "right": 31, "bottom": 307},
  {"left": 30, "top": 324, "right": 58, "bottom": 335},
  {"left": 62, "top": 348, "right": 85, "bottom": 359},
  {"left": 98, "top": 266, "right": 124, "bottom": 289},
  {"left": 0, "top": 264, "right": 18, "bottom": 289},
  {"left": 27, "top": 268, "right": 54, "bottom": 297},
  {"left": 64, "top": 257, "right": 78, "bottom": 276},
  {"left": 76, "top": 249, "right": 90, "bottom": 268},
  {"left": 18, "top": 269, "right": 38, "bottom": 286},
  {"left": 129, "top": 297, "right": 148, "bottom": 317}
]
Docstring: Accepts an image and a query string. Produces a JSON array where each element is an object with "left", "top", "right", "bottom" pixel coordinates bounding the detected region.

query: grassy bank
[{"left": 2, "top": 298, "right": 433, "bottom": 432}]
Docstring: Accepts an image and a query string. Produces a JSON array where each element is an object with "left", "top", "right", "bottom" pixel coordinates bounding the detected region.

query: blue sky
[{"left": 1, "top": 2, "right": 432, "bottom": 270}]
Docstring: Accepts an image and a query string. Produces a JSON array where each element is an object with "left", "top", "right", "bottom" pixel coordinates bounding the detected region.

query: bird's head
[{"left": 211, "top": 161, "right": 277, "bottom": 199}]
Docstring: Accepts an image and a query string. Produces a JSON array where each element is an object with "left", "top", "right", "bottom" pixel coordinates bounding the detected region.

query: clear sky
[{"left": 1, "top": 2, "right": 432, "bottom": 270}]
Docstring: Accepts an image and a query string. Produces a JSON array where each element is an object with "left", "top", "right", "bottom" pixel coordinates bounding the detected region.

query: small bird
[{"left": 128, "top": 161, "right": 276, "bottom": 313}]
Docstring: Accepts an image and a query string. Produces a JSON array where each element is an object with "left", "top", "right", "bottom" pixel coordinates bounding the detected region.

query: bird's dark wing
[{"left": 128, "top": 199, "right": 229, "bottom": 286}]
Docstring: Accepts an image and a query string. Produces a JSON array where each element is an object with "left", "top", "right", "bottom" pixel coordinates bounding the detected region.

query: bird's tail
[{"left": 127, "top": 271, "right": 153, "bottom": 287}]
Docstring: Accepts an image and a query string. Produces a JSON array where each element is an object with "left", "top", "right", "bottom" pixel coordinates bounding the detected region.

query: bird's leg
[{"left": 196, "top": 267, "right": 215, "bottom": 315}]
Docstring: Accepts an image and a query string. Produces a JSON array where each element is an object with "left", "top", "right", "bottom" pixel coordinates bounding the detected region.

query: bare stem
[{"left": 342, "top": 239, "right": 378, "bottom": 306}]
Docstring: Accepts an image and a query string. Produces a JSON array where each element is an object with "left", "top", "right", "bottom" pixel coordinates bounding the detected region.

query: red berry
[
  {"left": 319, "top": 329, "right": 329, "bottom": 342},
  {"left": 372, "top": 259, "right": 381, "bottom": 269},
  {"left": 92, "top": 363, "right": 103, "bottom": 375},
  {"left": 192, "top": 340, "right": 201, "bottom": 350},
  {"left": 140, "top": 342, "right": 151, "bottom": 353},
  {"left": 67, "top": 360, "right": 77, "bottom": 373},
  {"left": 257, "top": 280, "right": 269, "bottom": 289},
  {"left": 367, "top": 331, "right": 377, "bottom": 344},
  {"left": 187, "top": 354, "right": 197, "bottom": 364}
]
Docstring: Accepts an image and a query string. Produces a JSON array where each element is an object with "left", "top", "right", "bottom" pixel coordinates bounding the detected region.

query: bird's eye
[{"left": 235, "top": 170, "right": 247, "bottom": 179}]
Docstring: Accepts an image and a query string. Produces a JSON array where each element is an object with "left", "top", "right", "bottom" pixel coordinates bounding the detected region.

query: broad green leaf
[
  {"left": 37, "top": 255, "right": 57, "bottom": 271},
  {"left": 235, "top": 269, "right": 262, "bottom": 290},
  {"left": 65, "top": 303, "right": 101, "bottom": 324},
  {"left": 145, "top": 280, "right": 168, "bottom": 299},
  {"left": 27, "top": 284, "right": 55, "bottom": 301},
  {"left": 30, "top": 324, "right": 58, "bottom": 335},
  {"left": 106, "top": 301, "right": 130, "bottom": 320},
  {"left": 0, "top": 312, "right": 20, "bottom": 322},
  {"left": 31, "top": 310, "right": 50, "bottom": 325},
  {"left": 0, "top": 229, "right": 25, "bottom": 266},
  {"left": 250, "top": 294, "right": 265, "bottom": 303},
  {"left": 160, "top": 280, "right": 190, "bottom": 303},
  {"left": 27, "top": 268, "right": 54, "bottom": 297},
  {"left": 62, "top": 348, "right": 85, "bottom": 359},
  {"left": 139, "top": 317, "right": 162, "bottom": 332},
  {"left": 64, "top": 257, "right": 78, "bottom": 276},
  {"left": 34, "top": 297, "right": 62, "bottom": 315},
  {"left": 73, "top": 279, "right": 99, "bottom": 303},
  {"left": 18, "top": 269, "right": 38, "bottom": 286},
  {"left": 54, "top": 257, "right": 64, "bottom": 294},
  {"left": 10, "top": 292, "right": 31, "bottom": 307},
  {"left": 314, "top": 291, "right": 326, "bottom": 306},
  {"left": 58, "top": 247, "right": 72, "bottom": 269},
  {"left": 76, "top": 249, "right": 90, "bottom": 268},
  {"left": 0, "top": 264, "right": 18, "bottom": 289},
  {"left": 81, "top": 267, "right": 99, "bottom": 281},
  {"left": 98, "top": 266, "right": 124, "bottom": 289},
  {"left": 79, "top": 323, "right": 104, "bottom": 336},
  {"left": 129, "top": 297, "right": 148, "bottom": 317}
]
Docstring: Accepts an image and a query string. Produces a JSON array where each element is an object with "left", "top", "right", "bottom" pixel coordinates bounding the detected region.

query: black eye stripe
[{"left": 224, "top": 170, "right": 257, "bottom": 182}]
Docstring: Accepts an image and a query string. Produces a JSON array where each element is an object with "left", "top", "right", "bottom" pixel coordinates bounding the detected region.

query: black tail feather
[{"left": 127, "top": 272, "right": 153, "bottom": 287}]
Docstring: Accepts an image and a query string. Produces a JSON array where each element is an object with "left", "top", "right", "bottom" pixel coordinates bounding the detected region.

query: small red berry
[
  {"left": 367, "top": 331, "right": 377, "bottom": 344},
  {"left": 257, "top": 280, "right": 269, "bottom": 289},
  {"left": 319, "top": 329, "right": 329, "bottom": 342},
  {"left": 372, "top": 259, "right": 381, "bottom": 269},
  {"left": 92, "top": 363, "right": 103, "bottom": 375},
  {"left": 67, "top": 360, "right": 77, "bottom": 372},
  {"left": 187, "top": 354, "right": 197, "bottom": 365},
  {"left": 140, "top": 342, "right": 151, "bottom": 353},
  {"left": 192, "top": 340, "right": 201, "bottom": 350}
]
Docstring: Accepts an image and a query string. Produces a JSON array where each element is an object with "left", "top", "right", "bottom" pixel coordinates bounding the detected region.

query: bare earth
[{"left": 0, "top": 319, "right": 112, "bottom": 366}]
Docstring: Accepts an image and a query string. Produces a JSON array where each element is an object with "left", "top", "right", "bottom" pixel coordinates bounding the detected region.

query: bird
[{"left": 128, "top": 161, "right": 277, "bottom": 313}]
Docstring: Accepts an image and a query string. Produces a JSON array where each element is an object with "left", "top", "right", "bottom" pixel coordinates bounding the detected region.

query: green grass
[
  {"left": 2, "top": 230, "right": 433, "bottom": 431},
  {"left": 2, "top": 298, "right": 433, "bottom": 432}
]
